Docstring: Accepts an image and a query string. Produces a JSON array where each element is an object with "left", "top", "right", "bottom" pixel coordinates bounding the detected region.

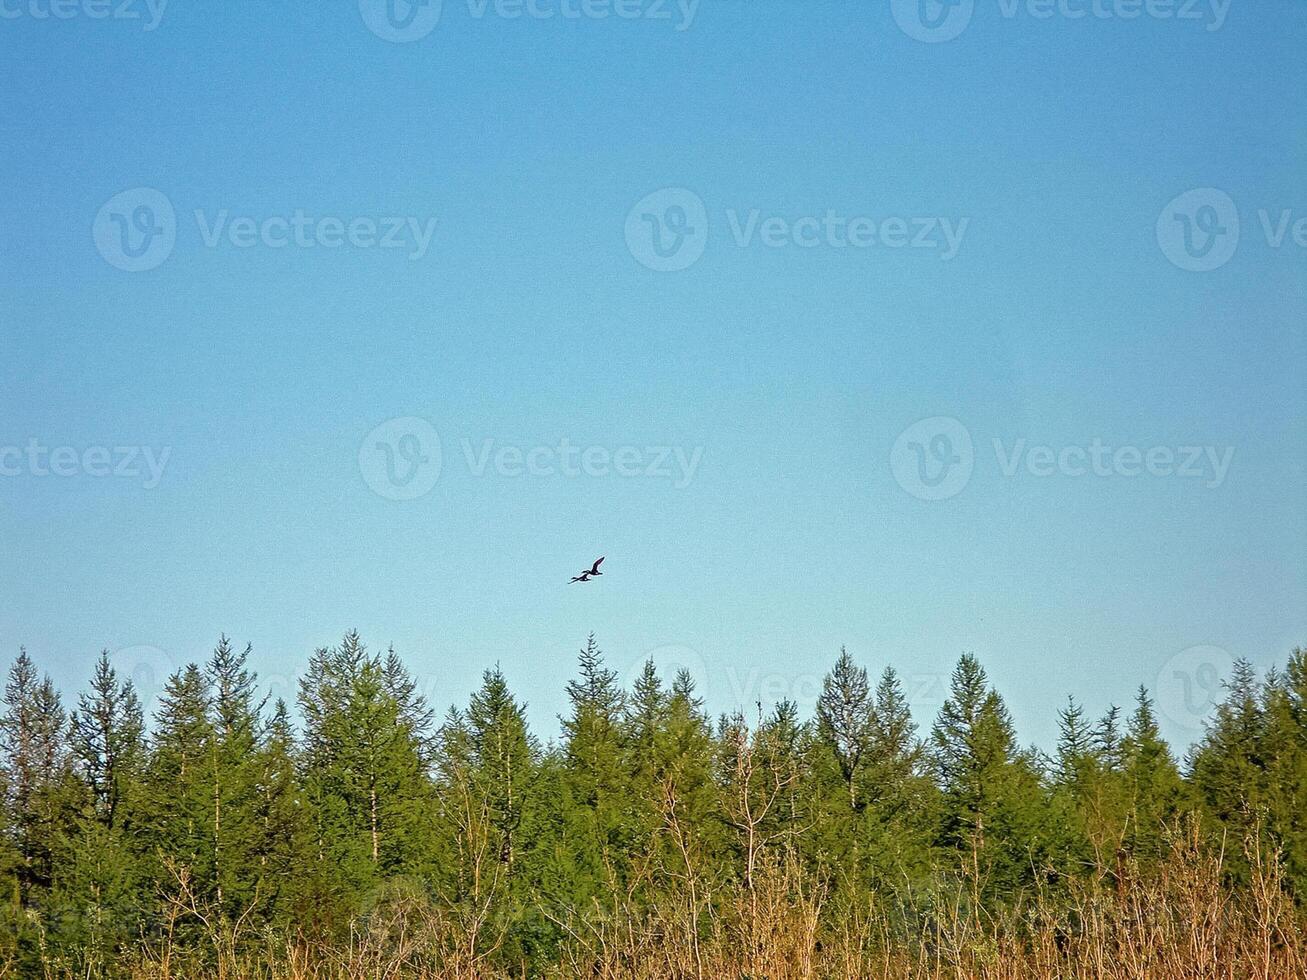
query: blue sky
[{"left": 2, "top": 0, "right": 1304, "bottom": 753}]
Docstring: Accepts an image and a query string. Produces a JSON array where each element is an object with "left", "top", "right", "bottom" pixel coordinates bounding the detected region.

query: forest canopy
[{"left": 2, "top": 633, "right": 1304, "bottom": 978}]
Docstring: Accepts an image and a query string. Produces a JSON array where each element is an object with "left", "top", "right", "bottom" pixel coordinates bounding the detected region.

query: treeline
[{"left": 0, "top": 632, "right": 1304, "bottom": 977}]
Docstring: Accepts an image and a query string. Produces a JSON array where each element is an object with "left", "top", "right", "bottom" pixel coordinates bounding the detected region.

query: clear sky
[{"left": 2, "top": 0, "right": 1304, "bottom": 754}]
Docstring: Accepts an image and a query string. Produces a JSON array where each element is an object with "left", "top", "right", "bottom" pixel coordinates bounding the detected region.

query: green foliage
[
  {"left": 548, "top": 635, "right": 633, "bottom": 907},
  {"left": 930, "top": 654, "right": 1049, "bottom": 898},
  {"left": 69, "top": 651, "right": 144, "bottom": 831},
  {"left": 299, "top": 631, "right": 435, "bottom": 918},
  {"left": 1122, "top": 687, "right": 1184, "bottom": 862},
  {"left": 2, "top": 635, "right": 1305, "bottom": 976},
  {"left": 1190, "top": 653, "right": 1307, "bottom": 885}
]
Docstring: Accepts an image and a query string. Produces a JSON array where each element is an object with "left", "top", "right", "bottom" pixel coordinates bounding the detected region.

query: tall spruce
[
  {"left": 69, "top": 650, "right": 144, "bottom": 830},
  {"left": 556, "top": 635, "right": 629, "bottom": 898},
  {"left": 931, "top": 654, "right": 1047, "bottom": 897},
  {"left": 249, "top": 698, "right": 305, "bottom": 922},
  {"left": 464, "top": 665, "right": 537, "bottom": 872},
  {"left": 1121, "top": 687, "right": 1183, "bottom": 862},
  {"left": 862, "top": 667, "right": 936, "bottom": 891},
  {"left": 1, "top": 650, "right": 81, "bottom": 904},
  {"left": 298, "top": 632, "right": 433, "bottom": 910},
  {"left": 143, "top": 664, "right": 216, "bottom": 896},
  {"left": 205, "top": 636, "right": 266, "bottom": 917},
  {"left": 815, "top": 648, "right": 873, "bottom": 810},
  {"left": 1260, "top": 650, "right": 1307, "bottom": 887},
  {"left": 1190, "top": 659, "right": 1270, "bottom": 878},
  {"left": 59, "top": 652, "right": 148, "bottom": 969}
]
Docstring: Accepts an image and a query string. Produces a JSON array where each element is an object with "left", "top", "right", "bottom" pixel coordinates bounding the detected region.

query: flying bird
[{"left": 569, "top": 557, "right": 604, "bottom": 583}]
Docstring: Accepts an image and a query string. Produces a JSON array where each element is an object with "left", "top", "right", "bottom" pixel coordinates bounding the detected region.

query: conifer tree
[
  {"left": 621, "top": 659, "right": 671, "bottom": 853},
  {"left": 815, "top": 648, "right": 873, "bottom": 810},
  {"left": 1, "top": 650, "right": 81, "bottom": 904},
  {"left": 69, "top": 651, "right": 144, "bottom": 830},
  {"left": 649, "top": 670, "right": 722, "bottom": 889},
  {"left": 249, "top": 698, "right": 306, "bottom": 923},
  {"left": 1055, "top": 697, "right": 1097, "bottom": 791},
  {"left": 1048, "top": 696, "right": 1104, "bottom": 876},
  {"left": 861, "top": 667, "right": 937, "bottom": 891},
  {"left": 383, "top": 643, "right": 435, "bottom": 763},
  {"left": 931, "top": 654, "right": 1046, "bottom": 898},
  {"left": 142, "top": 664, "right": 216, "bottom": 901},
  {"left": 205, "top": 636, "right": 266, "bottom": 917},
  {"left": 430, "top": 668, "right": 541, "bottom": 963},
  {"left": 1260, "top": 649, "right": 1307, "bottom": 888},
  {"left": 932, "top": 654, "right": 1013, "bottom": 849},
  {"left": 1095, "top": 704, "right": 1125, "bottom": 774},
  {"left": 555, "top": 635, "right": 629, "bottom": 901},
  {"left": 51, "top": 816, "right": 143, "bottom": 972},
  {"left": 758, "top": 699, "right": 805, "bottom": 834},
  {"left": 1190, "top": 659, "right": 1272, "bottom": 880},
  {"left": 800, "top": 651, "right": 888, "bottom": 892},
  {"left": 298, "top": 632, "right": 434, "bottom": 911},
  {"left": 57, "top": 652, "right": 148, "bottom": 967},
  {"left": 625, "top": 659, "right": 666, "bottom": 779},
  {"left": 1121, "top": 687, "right": 1184, "bottom": 863},
  {"left": 465, "top": 665, "right": 537, "bottom": 872}
]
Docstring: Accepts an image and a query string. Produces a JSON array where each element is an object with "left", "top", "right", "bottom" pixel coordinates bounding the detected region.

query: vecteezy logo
[
  {"left": 359, "top": 0, "right": 442, "bottom": 42},
  {"left": 891, "top": 0, "right": 975, "bottom": 43},
  {"left": 625, "top": 188, "right": 709, "bottom": 272},
  {"left": 890, "top": 417, "right": 974, "bottom": 500},
  {"left": 93, "top": 188, "right": 176, "bottom": 272},
  {"left": 1156, "top": 188, "right": 1240, "bottom": 272},
  {"left": 1156, "top": 644, "right": 1235, "bottom": 732},
  {"left": 359, "top": 417, "right": 442, "bottom": 500},
  {"left": 108, "top": 645, "right": 175, "bottom": 721}
]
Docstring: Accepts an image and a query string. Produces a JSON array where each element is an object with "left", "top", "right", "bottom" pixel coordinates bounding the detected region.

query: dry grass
[{"left": 23, "top": 824, "right": 1305, "bottom": 980}]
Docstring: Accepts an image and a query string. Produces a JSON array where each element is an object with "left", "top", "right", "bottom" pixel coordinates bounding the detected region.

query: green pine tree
[
  {"left": 141, "top": 664, "right": 216, "bottom": 914},
  {"left": 931, "top": 654, "right": 1047, "bottom": 900},
  {"left": 815, "top": 648, "right": 872, "bottom": 811},
  {"left": 1, "top": 650, "right": 83, "bottom": 904},
  {"left": 205, "top": 636, "right": 266, "bottom": 918},
  {"left": 69, "top": 650, "right": 145, "bottom": 830},
  {"left": 1190, "top": 659, "right": 1266, "bottom": 875},
  {"left": 860, "top": 667, "right": 937, "bottom": 895},
  {"left": 1259, "top": 649, "right": 1307, "bottom": 893},
  {"left": 57, "top": 651, "right": 148, "bottom": 969},
  {"left": 298, "top": 632, "right": 434, "bottom": 914},
  {"left": 1121, "top": 687, "right": 1184, "bottom": 864},
  {"left": 552, "top": 635, "right": 631, "bottom": 905}
]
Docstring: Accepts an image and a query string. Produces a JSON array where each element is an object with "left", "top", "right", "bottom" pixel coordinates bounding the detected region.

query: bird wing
[{"left": 590, "top": 556, "right": 605, "bottom": 574}]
